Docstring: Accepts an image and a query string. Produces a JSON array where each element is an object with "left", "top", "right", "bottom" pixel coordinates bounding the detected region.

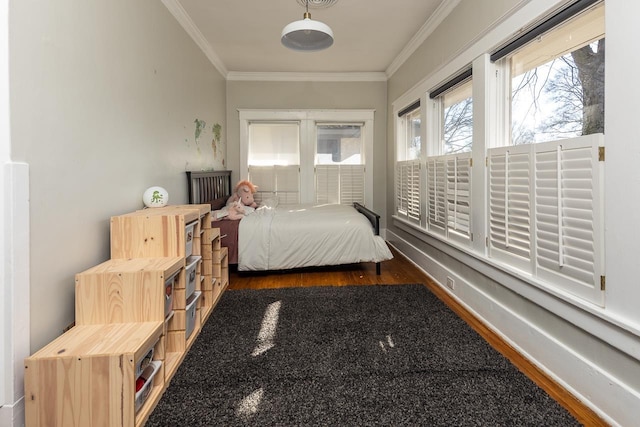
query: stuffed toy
[
  {"left": 212, "top": 180, "right": 258, "bottom": 220},
  {"left": 227, "top": 180, "right": 258, "bottom": 209},
  {"left": 225, "top": 201, "right": 246, "bottom": 220}
]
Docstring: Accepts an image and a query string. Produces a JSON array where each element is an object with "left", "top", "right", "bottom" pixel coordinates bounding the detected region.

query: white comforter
[{"left": 237, "top": 202, "right": 393, "bottom": 271}]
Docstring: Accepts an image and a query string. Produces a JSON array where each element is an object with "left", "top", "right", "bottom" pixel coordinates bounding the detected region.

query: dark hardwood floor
[{"left": 228, "top": 246, "right": 608, "bottom": 426}]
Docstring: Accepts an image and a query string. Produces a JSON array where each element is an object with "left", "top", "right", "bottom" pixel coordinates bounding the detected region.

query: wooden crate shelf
[
  {"left": 24, "top": 322, "right": 164, "bottom": 427},
  {"left": 25, "top": 204, "right": 228, "bottom": 426},
  {"left": 75, "top": 257, "right": 183, "bottom": 326}
]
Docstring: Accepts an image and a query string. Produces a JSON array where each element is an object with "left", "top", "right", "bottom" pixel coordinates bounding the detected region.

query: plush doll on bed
[
  {"left": 227, "top": 180, "right": 258, "bottom": 209},
  {"left": 213, "top": 179, "right": 258, "bottom": 220}
]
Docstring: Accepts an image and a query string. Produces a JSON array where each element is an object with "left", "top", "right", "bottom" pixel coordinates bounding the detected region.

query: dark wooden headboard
[{"left": 186, "top": 170, "right": 232, "bottom": 208}]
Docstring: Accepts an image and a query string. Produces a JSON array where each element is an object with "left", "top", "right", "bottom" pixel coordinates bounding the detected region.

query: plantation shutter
[
  {"left": 316, "top": 165, "right": 339, "bottom": 204},
  {"left": 488, "top": 134, "right": 604, "bottom": 306},
  {"left": 426, "top": 157, "right": 447, "bottom": 235},
  {"left": 249, "top": 165, "right": 300, "bottom": 204},
  {"left": 534, "top": 135, "right": 604, "bottom": 305},
  {"left": 274, "top": 165, "right": 300, "bottom": 204},
  {"left": 339, "top": 165, "right": 365, "bottom": 205},
  {"left": 396, "top": 164, "right": 407, "bottom": 214},
  {"left": 487, "top": 145, "right": 533, "bottom": 271},
  {"left": 316, "top": 165, "right": 365, "bottom": 205},
  {"left": 446, "top": 153, "right": 472, "bottom": 244},
  {"left": 248, "top": 165, "right": 276, "bottom": 203},
  {"left": 396, "top": 160, "right": 421, "bottom": 223}
]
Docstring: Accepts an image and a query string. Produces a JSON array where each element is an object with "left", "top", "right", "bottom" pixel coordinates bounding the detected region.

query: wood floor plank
[{"left": 228, "top": 246, "right": 608, "bottom": 426}]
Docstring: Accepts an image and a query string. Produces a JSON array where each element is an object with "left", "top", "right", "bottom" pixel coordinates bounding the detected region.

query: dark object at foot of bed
[{"left": 353, "top": 202, "right": 381, "bottom": 275}]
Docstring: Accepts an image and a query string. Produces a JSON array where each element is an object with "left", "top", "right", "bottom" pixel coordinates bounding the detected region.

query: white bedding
[{"left": 237, "top": 202, "right": 393, "bottom": 271}]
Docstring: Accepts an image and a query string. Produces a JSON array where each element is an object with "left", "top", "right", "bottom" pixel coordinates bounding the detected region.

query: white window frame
[
  {"left": 391, "top": 0, "right": 605, "bottom": 307},
  {"left": 239, "top": 109, "right": 374, "bottom": 207}
]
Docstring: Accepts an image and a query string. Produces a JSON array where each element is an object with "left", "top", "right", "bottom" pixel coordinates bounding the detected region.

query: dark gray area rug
[{"left": 146, "top": 284, "right": 579, "bottom": 426}]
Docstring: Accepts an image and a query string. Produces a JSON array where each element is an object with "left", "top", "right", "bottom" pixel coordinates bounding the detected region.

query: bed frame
[
  {"left": 186, "top": 170, "right": 233, "bottom": 209},
  {"left": 186, "top": 170, "right": 383, "bottom": 274}
]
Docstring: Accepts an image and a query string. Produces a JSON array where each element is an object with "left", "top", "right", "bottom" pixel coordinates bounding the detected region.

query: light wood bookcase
[
  {"left": 24, "top": 322, "right": 164, "bottom": 427},
  {"left": 74, "top": 256, "right": 185, "bottom": 382},
  {"left": 24, "top": 204, "right": 229, "bottom": 427}
]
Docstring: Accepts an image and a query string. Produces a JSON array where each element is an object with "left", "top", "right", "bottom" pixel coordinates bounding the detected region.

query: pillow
[
  {"left": 209, "top": 197, "right": 228, "bottom": 211},
  {"left": 258, "top": 198, "right": 279, "bottom": 209}
]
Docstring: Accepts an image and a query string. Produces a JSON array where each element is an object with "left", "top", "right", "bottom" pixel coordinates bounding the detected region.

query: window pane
[
  {"left": 443, "top": 80, "right": 473, "bottom": 153},
  {"left": 248, "top": 122, "right": 299, "bottom": 165},
  {"left": 398, "top": 109, "right": 421, "bottom": 161},
  {"left": 316, "top": 124, "right": 363, "bottom": 165},
  {"left": 508, "top": 3, "right": 604, "bottom": 144}
]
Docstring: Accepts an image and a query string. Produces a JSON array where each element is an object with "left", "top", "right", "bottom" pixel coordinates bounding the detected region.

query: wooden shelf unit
[
  {"left": 24, "top": 322, "right": 164, "bottom": 427},
  {"left": 109, "top": 204, "right": 221, "bottom": 373},
  {"left": 24, "top": 203, "right": 230, "bottom": 427},
  {"left": 74, "top": 256, "right": 185, "bottom": 382}
]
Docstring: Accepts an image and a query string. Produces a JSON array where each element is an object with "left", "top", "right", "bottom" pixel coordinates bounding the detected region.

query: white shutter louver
[
  {"left": 488, "top": 145, "right": 532, "bottom": 270},
  {"left": 427, "top": 157, "right": 447, "bottom": 234},
  {"left": 339, "top": 165, "right": 365, "bottom": 205},
  {"left": 534, "top": 135, "right": 604, "bottom": 305},
  {"left": 396, "top": 161, "right": 421, "bottom": 223},
  {"left": 275, "top": 165, "right": 300, "bottom": 204},
  {"left": 425, "top": 154, "right": 472, "bottom": 245},
  {"left": 249, "top": 165, "right": 300, "bottom": 204},
  {"left": 446, "top": 153, "right": 472, "bottom": 243},
  {"left": 316, "top": 165, "right": 364, "bottom": 205},
  {"left": 488, "top": 134, "right": 604, "bottom": 306},
  {"left": 396, "top": 163, "right": 408, "bottom": 215},
  {"left": 316, "top": 165, "right": 340, "bottom": 204},
  {"left": 249, "top": 165, "right": 277, "bottom": 203}
]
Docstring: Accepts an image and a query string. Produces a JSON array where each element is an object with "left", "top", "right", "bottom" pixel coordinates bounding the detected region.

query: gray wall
[
  {"left": 226, "top": 79, "right": 387, "bottom": 216},
  {"left": 10, "top": 0, "right": 226, "bottom": 352}
]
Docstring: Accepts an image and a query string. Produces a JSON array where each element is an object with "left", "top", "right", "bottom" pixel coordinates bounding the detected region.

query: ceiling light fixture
[{"left": 281, "top": 0, "right": 334, "bottom": 52}]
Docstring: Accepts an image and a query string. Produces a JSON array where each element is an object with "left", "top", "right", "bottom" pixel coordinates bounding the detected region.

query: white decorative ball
[{"left": 143, "top": 186, "right": 169, "bottom": 208}]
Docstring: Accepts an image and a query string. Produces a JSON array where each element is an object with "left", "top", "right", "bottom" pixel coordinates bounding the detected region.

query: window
[
  {"left": 499, "top": 2, "right": 605, "bottom": 145},
  {"left": 442, "top": 80, "right": 473, "bottom": 154},
  {"left": 315, "top": 124, "right": 365, "bottom": 205},
  {"left": 487, "top": 134, "right": 604, "bottom": 303},
  {"left": 392, "top": 0, "right": 605, "bottom": 306},
  {"left": 247, "top": 122, "right": 299, "bottom": 166},
  {"left": 426, "top": 153, "right": 472, "bottom": 244},
  {"left": 239, "top": 110, "right": 374, "bottom": 206},
  {"left": 397, "top": 101, "right": 421, "bottom": 162},
  {"left": 248, "top": 122, "right": 300, "bottom": 203},
  {"left": 488, "top": 0, "right": 605, "bottom": 304},
  {"left": 395, "top": 101, "right": 421, "bottom": 223},
  {"left": 424, "top": 70, "right": 473, "bottom": 245}
]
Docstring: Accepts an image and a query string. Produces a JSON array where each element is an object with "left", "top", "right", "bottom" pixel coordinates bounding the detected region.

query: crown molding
[
  {"left": 385, "top": 0, "right": 462, "bottom": 78},
  {"left": 163, "top": 0, "right": 461, "bottom": 83},
  {"left": 226, "top": 71, "right": 388, "bottom": 82},
  {"left": 161, "top": 0, "right": 228, "bottom": 78}
]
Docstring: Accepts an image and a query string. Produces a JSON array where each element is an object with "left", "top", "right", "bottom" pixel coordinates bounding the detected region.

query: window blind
[
  {"left": 249, "top": 165, "right": 300, "bottom": 204},
  {"left": 446, "top": 154, "right": 472, "bottom": 241},
  {"left": 487, "top": 134, "right": 604, "bottom": 305},
  {"left": 426, "top": 153, "right": 473, "bottom": 245},
  {"left": 396, "top": 161, "right": 421, "bottom": 223},
  {"left": 426, "top": 157, "right": 447, "bottom": 234},
  {"left": 490, "top": 0, "right": 601, "bottom": 62},
  {"left": 488, "top": 145, "right": 533, "bottom": 270},
  {"left": 315, "top": 164, "right": 365, "bottom": 205}
]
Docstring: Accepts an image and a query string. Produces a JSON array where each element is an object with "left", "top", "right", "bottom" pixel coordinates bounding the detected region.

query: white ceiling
[{"left": 164, "top": 0, "right": 458, "bottom": 79}]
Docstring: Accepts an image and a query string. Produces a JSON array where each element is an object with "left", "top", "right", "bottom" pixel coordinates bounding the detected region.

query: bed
[{"left": 186, "top": 170, "right": 392, "bottom": 274}]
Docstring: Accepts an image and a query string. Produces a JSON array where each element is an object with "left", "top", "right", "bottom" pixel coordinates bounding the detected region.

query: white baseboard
[{"left": 0, "top": 398, "right": 25, "bottom": 427}]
